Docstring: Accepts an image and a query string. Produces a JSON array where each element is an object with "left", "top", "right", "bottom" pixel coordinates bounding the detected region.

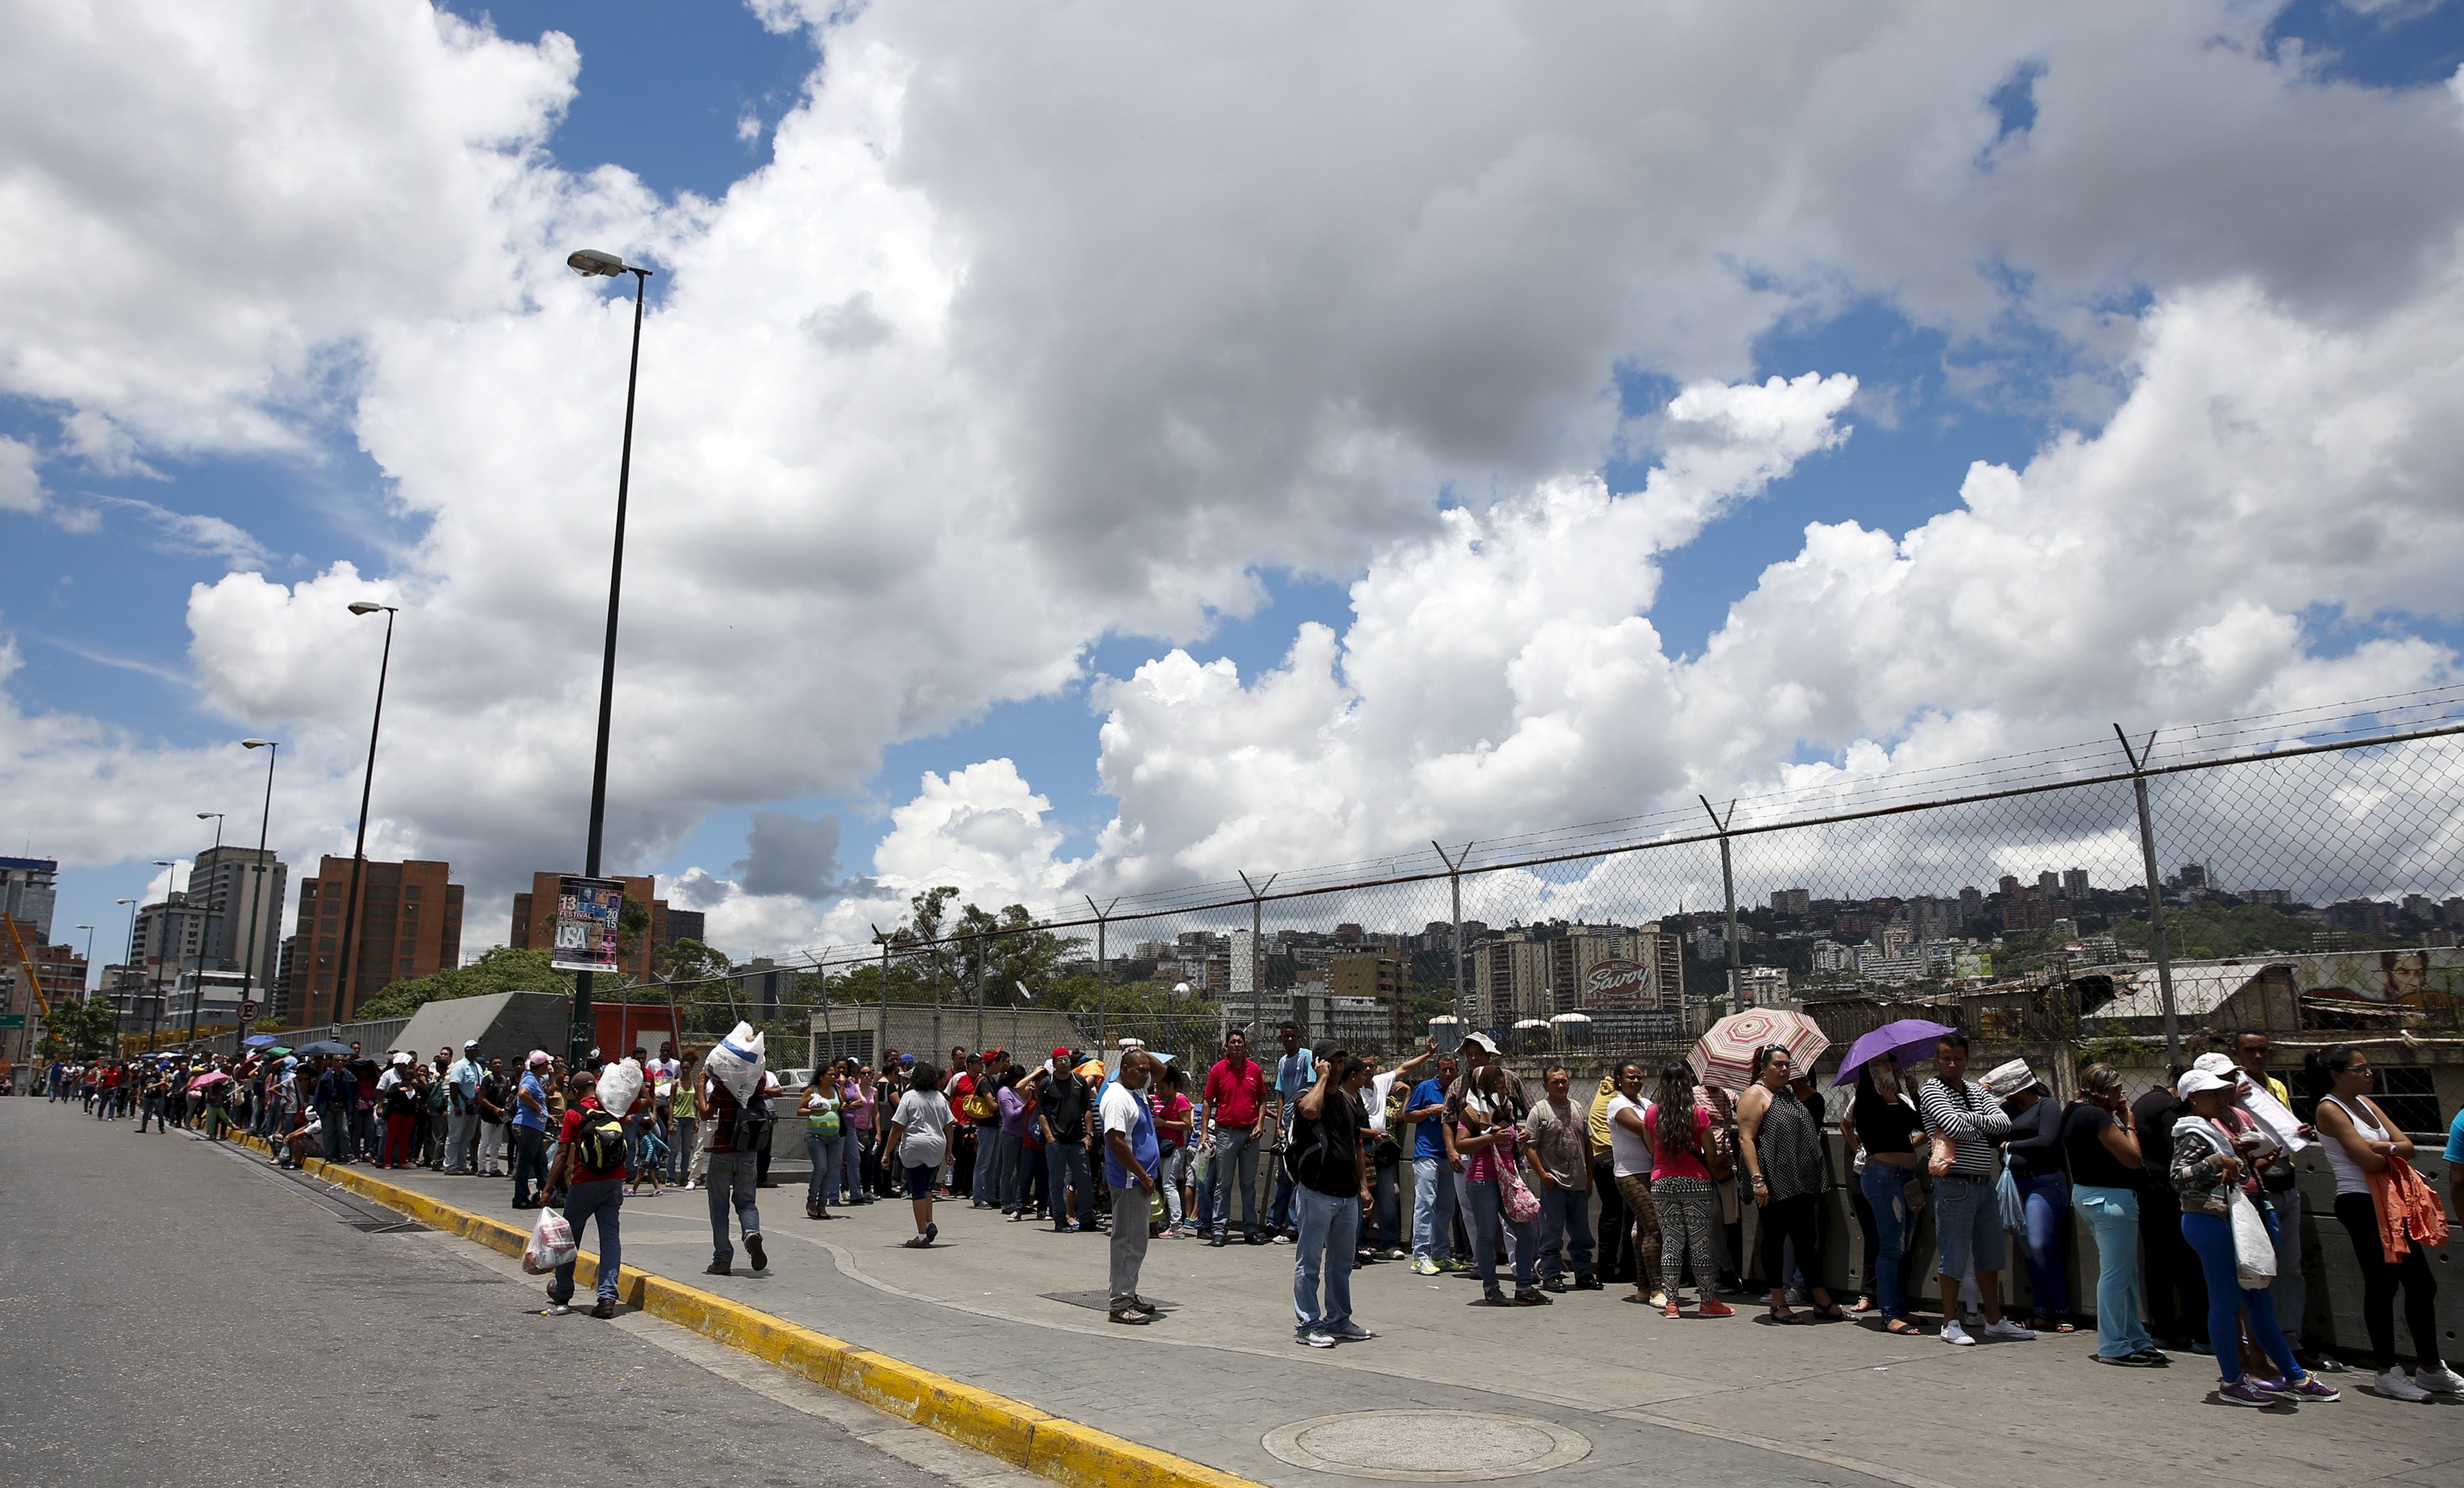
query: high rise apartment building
[
  {"left": 293, "top": 857, "right": 465, "bottom": 1024},
  {"left": 0, "top": 857, "right": 57, "bottom": 941}
]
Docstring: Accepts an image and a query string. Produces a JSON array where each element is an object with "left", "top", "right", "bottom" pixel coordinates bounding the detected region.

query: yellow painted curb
[{"left": 236, "top": 1134, "right": 1258, "bottom": 1488}]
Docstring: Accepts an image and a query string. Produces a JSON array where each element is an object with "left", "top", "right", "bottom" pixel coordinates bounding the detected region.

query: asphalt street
[{"left": 0, "top": 1098, "right": 1029, "bottom": 1488}]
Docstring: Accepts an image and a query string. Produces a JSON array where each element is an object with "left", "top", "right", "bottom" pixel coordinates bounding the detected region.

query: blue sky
[{"left": 11, "top": 1, "right": 2464, "bottom": 977}]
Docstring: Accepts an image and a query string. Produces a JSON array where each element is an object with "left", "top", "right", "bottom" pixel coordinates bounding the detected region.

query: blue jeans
[
  {"left": 804, "top": 1132, "right": 844, "bottom": 1208},
  {"left": 551, "top": 1178, "right": 623, "bottom": 1304},
  {"left": 1268, "top": 1167, "right": 1298, "bottom": 1235},
  {"left": 996, "top": 1130, "right": 1027, "bottom": 1210},
  {"left": 1933, "top": 1173, "right": 2007, "bottom": 1278},
  {"left": 1368, "top": 1162, "right": 1400, "bottom": 1251},
  {"left": 840, "top": 1129, "right": 865, "bottom": 1201},
  {"left": 1858, "top": 1161, "right": 1918, "bottom": 1319},
  {"left": 1412, "top": 1155, "right": 1457, "bottom": 1261},
  {"left": 322, "top": 1104, "right": 349, "bottom": 1163},
  {"left": 1534, "top": 1185, "right": 1593, "bottom": 1284},
  {"left": 1046, "top": 1140, "right": 1096, "bottom": 1228},
  {"left": 2182, "top": 1208, "right": 2300, "bottom": 1385},
  {"left": 1462, "top": 1175, "right": 1535, "bottom": 1292},
  {"left": 510, "top": 1123, "right": 549, "bottom": 1206},
  {"left": 1293, "top": 1187, "right": 1359, "bottom": 1334},
  {"left": 2074, "top": 1184, "right": 2153, "bottom": 1360},
  {"left": 668, "top": 1118, "right": 697, "bottom": 1185},
  {"left": 2016, "top": 1169, "right": 2071, "bottom": 1317},
  {"left": 706, "top": 1150, "right": 762, "bottom": 1265},
  {"left": 1209, "top": 1128, "right": 1261, "bottom": 1238},
  {"left": 972, "top": 1124, "right": 1001, "bottom": 1203}
]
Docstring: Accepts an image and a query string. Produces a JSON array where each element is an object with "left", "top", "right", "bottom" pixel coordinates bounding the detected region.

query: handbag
[
  {"left": 1496, "top": 1131, "right": 1540, "bottom": 1223},
  {"left": 1996, "top": 1155, "right": 2026, "bottom": 1233}
]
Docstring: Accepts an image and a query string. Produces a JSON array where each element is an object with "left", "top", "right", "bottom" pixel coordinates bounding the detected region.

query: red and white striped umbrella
[{"left": 1688, "top": 1009, "right": 1831, "bottom": 1092}]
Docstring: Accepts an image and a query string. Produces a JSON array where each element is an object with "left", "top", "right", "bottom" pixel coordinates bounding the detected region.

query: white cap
[{"left": 2177, "top": 1068, "right": 2232, "bottom": 1100}]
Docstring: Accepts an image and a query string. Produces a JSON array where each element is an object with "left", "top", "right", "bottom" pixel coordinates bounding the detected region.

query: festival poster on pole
[{"left": 551, "top": 875, "right": 626, "bottom": 974}]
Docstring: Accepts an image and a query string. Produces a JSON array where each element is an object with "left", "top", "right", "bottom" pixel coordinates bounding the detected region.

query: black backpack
[{"left": 572, "top": 1108, "right": 628, "bottom": 1171}]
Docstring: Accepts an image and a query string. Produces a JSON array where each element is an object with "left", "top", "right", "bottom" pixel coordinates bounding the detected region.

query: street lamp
[
  {"left": 114, "top": 899, "right": 137, "bottom": 1045},
  {"left": 565, "top": 246, "right": 654, "bottom": 1066},
  {"left": 332, "top": 604, "right": 398, "bottom": 1026},
  {"left": 186, "top": 813, "right": 226, "bottom": 1046},
  {"left": 239, "top": 739, "right": 280, "bottom": 1038},
  {"left": 146, "top": 861, "right": 178, "bottom": 1050}
]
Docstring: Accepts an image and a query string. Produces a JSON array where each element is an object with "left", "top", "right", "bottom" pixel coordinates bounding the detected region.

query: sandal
[
  {"left": 1765, "top": 1307, "right": 1804, "bottom": 1325},
  {"left": 1813, "top": 1302, "right": 1847, "bottom": 1321},
  {"left": 1886, "top": 1318, "right": 1923, "bottom": 1337}
]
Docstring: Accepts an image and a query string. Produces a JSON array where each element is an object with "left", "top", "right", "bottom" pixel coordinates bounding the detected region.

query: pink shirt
[{"left": 1650, "top": 1104, "right": 1713, "bottom": 1182}]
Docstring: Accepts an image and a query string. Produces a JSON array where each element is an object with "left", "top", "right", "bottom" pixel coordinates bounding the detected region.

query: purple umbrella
[{"left": 1829, "top": 1018, "right": 1960, "bottom": 1086}]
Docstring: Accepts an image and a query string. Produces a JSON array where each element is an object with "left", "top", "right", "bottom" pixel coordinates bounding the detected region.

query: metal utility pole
[
  {"left": 2116, "top": 725, "right": 2183, "bottom": 1070},
  {"left": 1086, "top": 896, "right": 1118, "bottom": 1052},
  {"left": 1238, "top": 871, "right": 1276, "bottom": 1038},
  {"left": 972, "top": 936, "right": 985, "bottom": 1054},
  {"left": 870, "top": 927, "right": 892, "bottom": 1070},
  {"left": 237, "top": 740, "right": 278, "bottom": 1040},
  {"left": 1433, "top": 842, "right": 1471, "bottom": 1023},
  {"left": 1701, "top": 797, "right": 1740, "bottom": 1012}
]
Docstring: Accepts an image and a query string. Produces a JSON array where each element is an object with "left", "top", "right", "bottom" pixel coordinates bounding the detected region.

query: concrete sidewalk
[{"left": 324, "top": 1161, "right": 2459, "bottom": 1488}]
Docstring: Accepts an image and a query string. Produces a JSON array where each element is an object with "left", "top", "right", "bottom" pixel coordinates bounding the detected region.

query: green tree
[
  {"left": 2111, "top": 903, "right": 2346, "bottom": 960},
  {"left": 352, "top": 945, "right": 575, "bottom": 1020},
  {"left": 35, "top": 995, "right": 120, "bottom": 1061}
]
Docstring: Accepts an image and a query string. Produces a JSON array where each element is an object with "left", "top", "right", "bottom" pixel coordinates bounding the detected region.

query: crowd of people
[{"left": 40, "top": 1019, "right": 2464, "bottom": 1408}]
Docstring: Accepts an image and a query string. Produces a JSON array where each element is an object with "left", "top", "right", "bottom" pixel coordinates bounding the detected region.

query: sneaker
[
  {"left": 2128, "top": 1348, "right": 2172, "bottom": 1366},
  {"left": 2277, "top": 1375, "right": 2340, "bottom": 1403},
  {"left": 1437, "top": 1258, "right": 1471, "bottom": 1274},
  {"left": 1410, "top": 1256, "right": 1439, "bottom": 1275},
  {"left": 1648, "top": 1291, "right": 1668, "bottom": 1307},
  {"left": 744, "top": 1234, "right": 768, "bottom": 1271},
  {"left": 1981, "top": 1319, "right": 2037, "bottom": 1342},
  {"left": 544, "top": 1302, "right": 572, "bottom": 1316},
  {"left": 1663, "top": 1301, "right": 1681, "bottom": 1319},
  {"left": 2216, "top": 1381, "right": 2278, "bottom": 1408},
  {"left": 1941, "top": 1320, "right": 1976, "bottom": 1348},
  {"left": 1697, "top": 1299, "right": 1736, "bottom": 1318},
  {"left": 1328, "top": 1321, "right": 1377, "bottom": 1342},
  {"left": 2414, "top": 1364, "right": 2464, "bottom": 1394},
  {"left": 1273, "top": 1233, "right": 1294, "bottom": 1245},
  {"left": 1295, "top": 1328, "right": 1337, "bottom": 1348},
  {"left": 2375, "top": 1369, "right": 2433, "bottom": 1403},
  {"left": 1207, "top": 1233, "right": 1229, "bottom": 1247},
  {"left": 1127, "top": 1296, "right": 1158, "bottom": 1315},
  {"left": 1511, "top": 1289, "right": 1551, "bottom": 1307},
  {"left": 2094, "top": 1352, "right": 2160, "bottom": 1367},
  {"left": 1573, "top": 1277, "right": 1603, "bottom": 1291},
  {"left": 925, "top": 1222, "right": 939, "bottom": 1245}
]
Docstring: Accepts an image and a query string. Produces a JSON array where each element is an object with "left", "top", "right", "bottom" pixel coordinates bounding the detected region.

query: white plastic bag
[
  {"left": 595, "top": 1057, "right": 643, "bottom": 1118},
  {"left": 704, "top": 1022, "right": 766, "bottom": 1106},
  {"left": 522, "top": 1206, "right": 577, "bottom": 1274},
  {"left": 2227, "top": 1187, "right": 2277, "bottom": 1291}
]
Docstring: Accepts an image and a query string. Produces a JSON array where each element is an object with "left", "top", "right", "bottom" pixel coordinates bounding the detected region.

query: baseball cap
[
  {"left": 527, "top": 1049, "right": 553, "bottom": 1067},
  {"left": 463, "top": 1039, "right": 480, "bottom": 1050},
  {"left": 2177, "top": 1068, "right": 2232, "bottom": 1100},
  {"left": 1051, "top": 1046, "right": 1071, "bottom": 1060}
]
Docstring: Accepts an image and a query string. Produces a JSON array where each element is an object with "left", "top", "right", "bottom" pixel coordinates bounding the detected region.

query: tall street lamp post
[
  {"left": 240, "top": 740, "right": 280, "bottom": 1040},
  {"left": 332, "top": 604, "right": 398, "bottom": 1027},
  {"left": 114, "top": 900, "right": 136, "bottom": 1053},
  {"left": 565, "top": 246, "right": 653, "bottom": 1065},
  {"left": 145, "top": 860, "right": 178, "bottom": 1051},
  {"left": 186, "top": 812, "right": 223, "bottom": 1046}
]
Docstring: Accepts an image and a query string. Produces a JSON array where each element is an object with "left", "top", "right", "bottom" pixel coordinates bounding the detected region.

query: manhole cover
[{"left": 1263, "top": 1409, "right": 1591, "bottom": 1481}]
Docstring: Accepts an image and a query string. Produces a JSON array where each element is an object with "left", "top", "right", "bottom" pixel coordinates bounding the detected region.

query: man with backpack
[
  {"left": 546, "top": 1068, "right": 630, "bottom": 1317},
  {"left": 698, "top": 1063, "right": 775, "bottom": 1275},
  {"left": 1289, "top": 1049, "right": 1373, "bottom": 1348}
]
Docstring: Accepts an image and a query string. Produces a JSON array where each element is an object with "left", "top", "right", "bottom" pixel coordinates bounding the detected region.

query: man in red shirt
[
  {"left": 1203, "top": 1031, "right": 1270, "bottom": 1247},
  {"left": 545, "top": 1069, "right": 628, "bottom": 1317}
]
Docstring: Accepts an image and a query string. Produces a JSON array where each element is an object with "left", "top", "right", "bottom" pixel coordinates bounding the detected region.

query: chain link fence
[{"left": 669, "top": 691, "right": 2464, "bottom": 1118}]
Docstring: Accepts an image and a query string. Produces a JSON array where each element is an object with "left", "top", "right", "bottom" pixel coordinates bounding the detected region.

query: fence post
[
  {"left": 1700, "top": 797, "right": 1740, "bottom": 1012},
  {"left": 2115, "top": 725, "right": 2184, "bottom": 1071},
  {"left": 871, "top": 927, "right": 891, "bottom": 1069},
  {"left": 1086, "top": 896, "right": 1119, "bottom": 1052},
  {"left": 1238, "top": 870, "right": 1276, "bottom": 1038},
  {"left": 1433, "top": 841, "right": 1472, "bottom": 1024},
  {"left": 972, "top": 935, "right": 985, "bottom": 1054}
]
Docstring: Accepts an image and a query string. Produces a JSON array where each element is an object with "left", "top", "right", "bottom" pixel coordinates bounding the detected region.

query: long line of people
[{"left": 42, "top": 1019, "right": 2463, "bottom": 1411}]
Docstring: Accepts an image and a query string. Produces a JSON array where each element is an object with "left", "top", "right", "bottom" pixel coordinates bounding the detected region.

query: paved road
[{"left": 0, "top": 1100, "right": 1033, "bottom": 1488}]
